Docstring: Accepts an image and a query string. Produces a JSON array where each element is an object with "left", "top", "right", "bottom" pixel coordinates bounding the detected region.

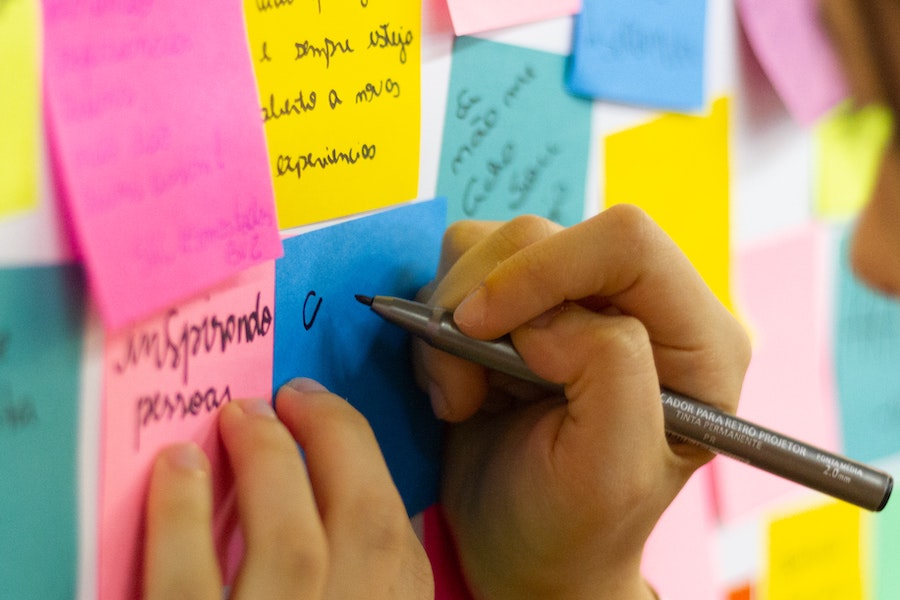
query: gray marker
[{"left": 356, "top": 294, "right": 893, "bottom": 512}]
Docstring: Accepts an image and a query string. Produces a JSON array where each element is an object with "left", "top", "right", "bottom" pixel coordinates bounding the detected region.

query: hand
[
  {"left": 142, "top": 378, "right": 434, "bottom": 600},
  {"left": 414, "top": 206, "right": 750, "bottom": 599}
]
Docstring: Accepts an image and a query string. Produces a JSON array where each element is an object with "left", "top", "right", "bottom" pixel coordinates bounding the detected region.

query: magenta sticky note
[
  {"left": 43, "top": 1, "right": 282, "bottom": 330},
  {"left": 736, "top": 0, "right": 848, "bottom": 125},
  {"left": 98, "top": 262, "right": 275, "bottom": 600},
  {"left": 713, "top": 224, "right": 840, "bottom": 521},
  {"left": 446, "top": 0, "right": 580, "bottom": 36}
]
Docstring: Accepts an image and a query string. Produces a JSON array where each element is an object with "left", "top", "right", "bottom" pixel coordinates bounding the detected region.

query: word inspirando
[{"left": 113, "top": 291, "right": 272, "bottom": 385}]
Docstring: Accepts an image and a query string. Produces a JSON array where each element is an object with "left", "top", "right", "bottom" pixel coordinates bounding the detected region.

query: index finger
[{"left": 452, "top": 204, "right": 750, "bottom": 406}]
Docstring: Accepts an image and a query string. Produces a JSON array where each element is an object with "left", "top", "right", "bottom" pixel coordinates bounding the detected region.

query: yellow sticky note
[
  {"left": 244, "top": 1, "right": 421, "bottom": 228},
  {"left": 605, "top": 97, "right": 733, "bottom": 311},
  {"left": 765, "top": 502, "right": 864, "bottom": 600},
  {"left": 0, "top": 0, "right": 39, "bottom": 218},
  {"left": 814, "top": 101, "right": 893, "bottom": 221}
]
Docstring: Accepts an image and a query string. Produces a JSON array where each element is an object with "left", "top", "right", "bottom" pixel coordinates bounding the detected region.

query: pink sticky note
[
  {"left": 446, "top": 0, "right": 580, "bottom": 36},
  {"left": 43, "top": 1, "right": 282, "bottom": 330},
  {"left": 713, "top": 224, "right": 840, "bottom": 521},
  {"left": 736, "top": 0, "right": 847, "bottom": 125},
  {"left": 643, "top": 465, "right": 719, "bottom": 600},
  {"left": 98, "top": 262, "right": 275, "bottom": 600}
]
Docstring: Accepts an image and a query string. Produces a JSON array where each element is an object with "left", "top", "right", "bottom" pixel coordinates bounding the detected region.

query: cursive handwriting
[
  {"left": 275, "top": 143, "right": 376, "bottom": 179},
  {"left": 0, "top": 383, "right": 38, "bottom": 433},
  {"left": 295, "top": 37, "right": 354, "bottom": 69},
  {"left": 113, "top": 292, "right": 273, "bottom": 385},
  {"left": 355, "top": 78, "right": 401, "bottom": 103},
  {"left": 367, "top": 23, "right": 413, "bottom": 64},
  {"left": 262, "top": 90, "right": 317, "bottom": 122},
  {"left": 508, "top": 143, "right": 561, "bottom": 210},
  {"left": 135, "top": 384, "right": 231, "bottom": 451}
]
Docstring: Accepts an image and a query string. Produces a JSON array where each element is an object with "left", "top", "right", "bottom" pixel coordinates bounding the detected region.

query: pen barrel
[{"left": 661, "top": 390, "right": 893, "bottom": 511}]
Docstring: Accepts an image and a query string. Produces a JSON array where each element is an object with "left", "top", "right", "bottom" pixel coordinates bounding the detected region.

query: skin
[
  {"left": 414, "top": 205, "right": 750, "bottom": 599},
  {"left": 143, "top": 2, "right": 900, "bottom": 595},
  {"left": 143, "top": 378, "right": 433, "bottom": 600}
]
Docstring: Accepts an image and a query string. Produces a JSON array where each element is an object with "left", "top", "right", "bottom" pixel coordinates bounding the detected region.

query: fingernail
[
  {"left": 454, "top": 284, "right": 486, "bottom": 329},
  {"left": 284, "top": 377, "right": 329, "bottom": 394},
  {"left": 166, "top": 442, "right": 206, "bottom": 472},
  {"left": 236, "top": 398, "right": 277, "bottom": 419},
  {"left": 428, "top": 381, "right": 450, "bottom": 420}
]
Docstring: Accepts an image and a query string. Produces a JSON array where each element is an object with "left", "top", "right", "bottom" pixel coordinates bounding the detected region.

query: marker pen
[{"left": 356, "top": 294, "right": 893, "bottom": 512}]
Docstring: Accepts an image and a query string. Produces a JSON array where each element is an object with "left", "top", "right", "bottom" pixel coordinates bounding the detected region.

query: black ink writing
[
  {"left": 508, "top": 143, "right": 561, "bottom": 210},
  {"left": 255, "top": 0, "right": 294, "bottom": 12},
  {"left": 295, "top": 37, "right": 354, "bottom": 69},
  {"left": 367, "top": 23, "right": 413, "bottom": 64},
  {"left": 451, "top": 90, "right": 498, "bottom": 175},
  {"left": 259, "top": 41, "right": 272, "bottom": 62},
  {"left": 355, "top": 78, "right": 401, "bottom": 103},
  {"left": 275, "top": 143, "right": 376, "bottom": 179},
  {"left": 503, "top": 65, "right": 537, "bottom": 107},
  {"left": 328, "top": 88, "right": 343, "bottom": 109},
  {"left": 462, "top": 142, "right": 515, "bottom": 217},
  {"left": 114, "top": 292, "right": 272, "bottom": 385},
  {"left": 0, "top": 382, "right": 38, "bottom": 433},
  {"left": 135, "top": 385, "right": 231, "bottom": 451},
  {"left": 262, "top": 90, "right": 317, "bottom": 122},
  {"left": 303, "top": 291, "right": 323, "bottom": 331}
]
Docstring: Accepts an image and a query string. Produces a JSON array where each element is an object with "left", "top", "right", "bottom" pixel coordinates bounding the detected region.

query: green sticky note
[{"left": 0, "top": 265, "right": 86, "bottom": 599}]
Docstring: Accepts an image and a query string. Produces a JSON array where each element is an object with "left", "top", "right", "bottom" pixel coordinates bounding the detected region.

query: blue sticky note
[
  {"left": 567, "top": 0, "right": 707, "bottom": 111},
  {"left": 0, "top": 265, "right": 85, "bottom": 599},
  {"left": 273, "top": 199, "right": 446, "bottom": 516},
  {"left": 437, "top": 37, "right": 591, "bottom": 226},
  {"left": 833, "top": 229, "right": 900, "bottom": 462}
]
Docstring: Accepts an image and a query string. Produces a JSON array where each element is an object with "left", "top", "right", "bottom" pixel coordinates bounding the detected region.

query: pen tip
[{"left": 354, "top": 294, "right": 373, "bottom": 306}]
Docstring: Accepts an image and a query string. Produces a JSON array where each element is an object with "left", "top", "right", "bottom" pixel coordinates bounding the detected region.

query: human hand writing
[{"left": 414, "top": 205, "right": 751, "bottom": 599}]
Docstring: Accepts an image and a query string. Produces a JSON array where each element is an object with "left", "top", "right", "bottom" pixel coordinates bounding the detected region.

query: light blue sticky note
[
  {"left": 567, "top": 0, "right": 707, "bottom": 111},
  {"left": 0, "top": 264, "right": 85, "bottom": 600},
  {"left": 833, "top": 228, "right": 900, "bottom": 463},
  {"left": 437, "top": 37, "right": 591, "bottom": 226},
  {"left": 273, "top": 199, "right": 446, "bottom": 516}
]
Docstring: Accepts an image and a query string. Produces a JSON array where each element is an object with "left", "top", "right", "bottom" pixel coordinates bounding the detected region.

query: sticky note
[
  {"left": 423, "top": 504, "right": 475, "bottom": 600},
  {"left": 273, "top": 199, "right": 446, "bottom": 515},
  {"left": 815, "top": 102, "right": 893, "bottom": 220},
  {"left": 872, "top": 457, "right": 900, "bottom": 599},
  {"left": 764, "top": 501, "right": 864, "bottom": 600},
  {"left": 736, "top": 0, "right": 848, "bottom": 125},
  {"left": 0, "top": 0, "right": 39, "bottom": 218},
  {"left": 567, "top": 0, "right": 708, "bottom": 111},
  {"left": 244, "top": 1, "right": 421, "bottom": 228},
  {"left": 437, "top": 37, "right": 591, "bottom": 226},
  {"left": 99, "top": 262, "right": 275, "bottom": 600},
  {"left": 714, "top": 224, "right": 840, "bottom": 521},
  {"left": 642, "top": 466, "right": 718, "bottom": 600},
  {"left": 0, "top": 265, "right": 85, "bottom": 599},
  {"left": 445, "top": 0, "right": 580, "bottom": 37},
  {"left": 833, "top": 228, "right": 900, "bottom": 463},
  {"left": 605, "top": 97, "right": 733, "bottom": 311},
  {"left": 42, "top": 1, "right": 282, "bottom": 330}
]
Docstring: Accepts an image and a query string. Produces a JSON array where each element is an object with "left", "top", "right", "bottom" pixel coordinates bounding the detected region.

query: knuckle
[
  {"left": 255, "top": 516, "right": 329, "bottom": 586},
  {"left": 593, "top": 314, "right": 652, "bottom": 361},
  {"left": 497, "top": 214, "right": 557, "bottom": 251}
]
